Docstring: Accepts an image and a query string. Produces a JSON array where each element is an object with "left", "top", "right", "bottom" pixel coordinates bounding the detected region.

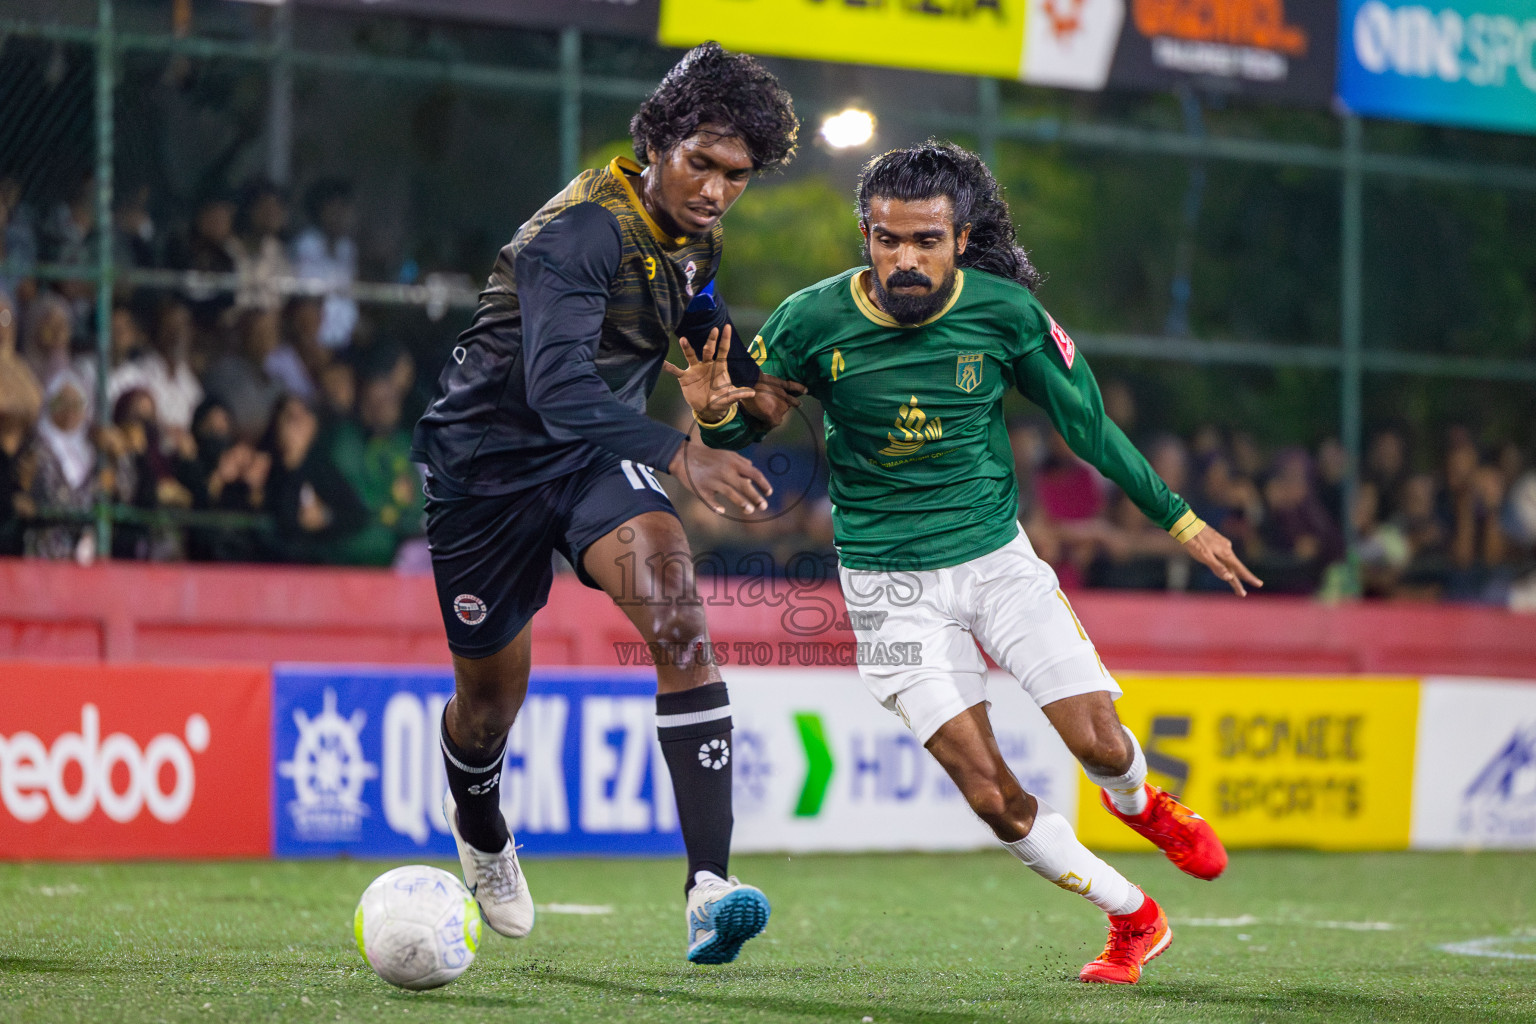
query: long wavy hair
[{"left": 855, "top": 139, "right": 1042, "bottom": 292}]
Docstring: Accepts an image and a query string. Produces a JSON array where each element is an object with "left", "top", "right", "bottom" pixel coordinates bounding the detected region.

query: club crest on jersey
[
  {"left": 453, "top": 594, "right": 488, "bottom": 626},
  {"left": 1049, "top": 315, "right": 1076, "bottom": 369},
  {"left": 684, "top": 260, "right": 697, "bottom": 297},
  {"left": 956, "top": 353, "right": 983, "bottom": 392}
]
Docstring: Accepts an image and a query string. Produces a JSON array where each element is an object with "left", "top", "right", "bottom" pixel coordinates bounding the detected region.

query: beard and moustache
[
  {"left": 871, "top": 265, "right": 958, "bottom": 325},
  {"left": 865, "top": 240, "right": 961, "bottom": 325}
]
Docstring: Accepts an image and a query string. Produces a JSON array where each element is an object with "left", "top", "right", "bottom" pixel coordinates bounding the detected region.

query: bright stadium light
[{"left": 819, "top": 108, "right": 875, "bottom": 150}]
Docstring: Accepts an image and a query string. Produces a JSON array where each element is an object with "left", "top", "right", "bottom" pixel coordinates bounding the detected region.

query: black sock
[
  {"left": 656, "top": 681, "right": 734, "bottom": 893},
  {"left": 440, "top": 705, "right": 510, "bottom": 854}
]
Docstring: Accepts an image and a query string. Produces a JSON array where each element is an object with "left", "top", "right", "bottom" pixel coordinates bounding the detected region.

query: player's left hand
[
  {"left": 742, "top": 373, "right": 806, "bottom": 429},
  {"left": 1182, "top": 523, "right": 1263, "bottom": 597},
  {"left": 665, "top": 325, "right": 755, "bottom": 423}
]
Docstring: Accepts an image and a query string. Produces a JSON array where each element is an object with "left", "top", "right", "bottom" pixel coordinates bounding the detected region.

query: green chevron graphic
[{"left": 793, "top": 712, "right": 835, "bottom": 817}]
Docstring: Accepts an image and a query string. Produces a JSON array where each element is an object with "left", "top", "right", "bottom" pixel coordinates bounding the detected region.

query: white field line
[
  {"left": 1178, "top": 915, "right": 1395, "bottom": 931},
  {"left": 537, "top": 903, "right": 614, "bottom": 915},
  {"left": 1438, "top": 936, "right": 1536, "bottom": 961}
]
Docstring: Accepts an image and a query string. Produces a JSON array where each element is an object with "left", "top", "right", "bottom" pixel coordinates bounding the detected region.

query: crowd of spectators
[
  {"left": 0, "top": 173, "right": 424, "bottom": 568},
  {"left": 1011, "top": 382, "right": 1536, "bottom": 607},
  {"left": 2, "top": 174, "right": 1533, "bottom": 607}
]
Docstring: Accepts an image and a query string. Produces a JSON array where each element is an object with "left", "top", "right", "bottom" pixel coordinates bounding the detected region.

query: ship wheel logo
[{"left": 278, "top": 688, "right": 379, "bottom": 840}]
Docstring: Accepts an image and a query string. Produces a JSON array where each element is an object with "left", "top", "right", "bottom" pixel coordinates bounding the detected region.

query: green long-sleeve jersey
[{"left": 700, "top": 267, "right": 1199, "bottom": 571}]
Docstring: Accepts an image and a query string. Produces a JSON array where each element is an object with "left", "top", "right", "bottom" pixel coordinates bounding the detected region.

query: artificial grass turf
[{"left": 1, "top": 850, "right": 1533, "bottom": 1024}]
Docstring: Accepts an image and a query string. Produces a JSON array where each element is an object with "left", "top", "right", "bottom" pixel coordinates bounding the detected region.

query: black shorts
[{"left": 424, "top": 453, "right": 677, "bottom": 659}]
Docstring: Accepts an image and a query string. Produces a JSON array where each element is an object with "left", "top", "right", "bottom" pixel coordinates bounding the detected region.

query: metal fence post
[
  {"left": 94, "top": 0, "right": 116, "bottom": 557},
  {"left": 977, "top": 77, "right": 998, "bottom": 168},
  {"left": 559, "top": 27, "right": 581, "bottom": 186},
  {"left": 1340, "top": 114, "right": 1365, "bottom": 597},
  {"left": 267, "top": 0, "right": 294, "bottom": 186}
]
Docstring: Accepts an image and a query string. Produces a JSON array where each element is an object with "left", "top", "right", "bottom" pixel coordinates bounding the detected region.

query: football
[{"left": 353, "top": 865, "right": 482, "bottom": 990}]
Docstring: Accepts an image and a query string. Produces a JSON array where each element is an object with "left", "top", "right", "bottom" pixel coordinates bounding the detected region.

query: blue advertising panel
[
  {"left": 1338, "top": 0, "right": 1536, "bottom": 134},
  {"left": 272, "top": 665, "right": 683, "bottom": 858}
]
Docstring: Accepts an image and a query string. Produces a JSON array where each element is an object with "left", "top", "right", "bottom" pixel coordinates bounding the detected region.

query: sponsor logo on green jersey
[{"left": 878, "top": 395, "right": 943, "bottom": 458}]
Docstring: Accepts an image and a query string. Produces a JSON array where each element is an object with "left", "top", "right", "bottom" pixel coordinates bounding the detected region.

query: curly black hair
[
  {"left": 855, "top": 140, "right": 1043, "bottom": 293},
  {"left": 630, "top": 42, "right": 798, "bottom": 173}
]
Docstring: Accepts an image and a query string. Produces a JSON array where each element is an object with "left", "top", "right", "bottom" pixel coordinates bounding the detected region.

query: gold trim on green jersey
[
  {"left": 694, "top": 403, "right": 738, "bottom": 429},
  {"left": 850, "top": 269, "right": 966, "bottom": 329},
  {"left": 609, "top": 156, "right": 689, "bottom": 248},
  {"left": 1168, "top": 510, "right": 1207, "bottom": 543}
]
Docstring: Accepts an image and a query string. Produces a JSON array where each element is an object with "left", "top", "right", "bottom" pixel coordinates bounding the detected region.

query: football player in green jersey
[{"left": 677, "top": 141, "right": 1262, "bottom": 984}]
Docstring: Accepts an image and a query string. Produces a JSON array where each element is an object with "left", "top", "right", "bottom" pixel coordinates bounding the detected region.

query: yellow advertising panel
[
  {"left": 1077, "top": 675, "right": 1419, "bottom": 851},
  {"left": 658, "top": 0, "right": 1026, "bottom": 80}
]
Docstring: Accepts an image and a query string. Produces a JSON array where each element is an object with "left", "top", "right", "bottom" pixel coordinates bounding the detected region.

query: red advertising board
[{"left": 0, "top": 663, "right": 270, "bottom": 859}]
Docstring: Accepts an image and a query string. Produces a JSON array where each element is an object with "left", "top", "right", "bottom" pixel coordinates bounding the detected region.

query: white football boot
[
  {"left": 442, "top": 790, "right": 535, "bottom": 938},
  {"left": 685, "top": 871, "right": 770, "bottom": 964}
]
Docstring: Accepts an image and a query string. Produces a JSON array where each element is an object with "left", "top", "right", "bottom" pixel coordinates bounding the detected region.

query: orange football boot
[
  {"left": 1101, "top": 783, "right": 1228, "bottom": 880},
  {"left": 1079, "top": 892, "right": 1171, "bottom": 985}
]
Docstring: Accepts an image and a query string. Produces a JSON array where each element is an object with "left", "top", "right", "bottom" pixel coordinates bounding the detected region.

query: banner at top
[
  {"left": 1097, "top": 0, "right": 1337, "bottom": 103},
  {"left": 659, "top": 0, "right": 1334, "bottom": 104},
  {"left": 658, "top": 0, "right": 1028, "bottom": 79},
  {"left": 1337, "top": 0, "right": 1536, "bottom": 134},
  {"left": 296, "top": 0, "right": 660, "bottom": 37}
]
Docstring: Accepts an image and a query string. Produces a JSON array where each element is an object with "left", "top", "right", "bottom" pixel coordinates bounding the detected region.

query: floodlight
[{"left": 820, "top": 108, "right": 875, "bottom": 150}]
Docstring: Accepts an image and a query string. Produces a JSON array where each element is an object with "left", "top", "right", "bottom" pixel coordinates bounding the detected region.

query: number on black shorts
[{"left": 620, "top": 459, "right": 664, "bottom": 494}]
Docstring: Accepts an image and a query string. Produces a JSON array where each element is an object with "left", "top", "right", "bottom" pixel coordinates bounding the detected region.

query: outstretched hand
[
  {"left": 1183, "top": 523, "right": 1264, "bottom": 597},
  {"left": 742, "top": 372, "right": 806, "bottom": 430},
  {"left": 663, "top": 325, "right": 755, "bottom": 423}
]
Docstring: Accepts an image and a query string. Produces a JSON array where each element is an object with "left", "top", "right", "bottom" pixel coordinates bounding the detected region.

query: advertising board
[
  {"left": 0, "top": 663, "right": 271, "bottom": 859},
  {"left": 291, "top": 0, "right": 660, "bottom": 36},
  {"left": 659, "top": 0, "right": 1334, "bottom": 102},
  {"left": 1075, "top": 674, "right": 1420, "bottom": 851},
  {"left": 729, "top": 668, "right": 1081, "bottom": 853},
  {"left": 1337, "top": 0, "right": 1536, "bottom": 133},
  {"left": 1103, "top": 0, "right": 1337, "bottom": 101},
  {"left": 658, "top": 0, "right": 1030, "bottom": 79},
  {"left": 272, "top": 666, "right": 684, "bottom": 858},
  {"left": 1412, "top": 677, "right": 1536, "bottom": 849},
  {"left": 271, "top": 664, "right": 1080, "bottom": 858}
]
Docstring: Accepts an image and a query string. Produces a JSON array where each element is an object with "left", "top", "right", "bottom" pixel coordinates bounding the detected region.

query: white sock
[
  {"left": 1083, "top": 726, "right": 1148, "bottom": 816},
  {"left": 1004, "top": 799, "right": 1144, "bottom": 916}
]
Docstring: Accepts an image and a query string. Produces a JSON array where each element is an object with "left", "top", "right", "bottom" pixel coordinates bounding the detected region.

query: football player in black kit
[{"left": 411, "top": 43, "right": 802, "bottom": 965}]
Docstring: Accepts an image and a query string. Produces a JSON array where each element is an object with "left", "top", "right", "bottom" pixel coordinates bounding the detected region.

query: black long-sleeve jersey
[{"left": 411, "top": 156, "right": 761, "bottom": 496}]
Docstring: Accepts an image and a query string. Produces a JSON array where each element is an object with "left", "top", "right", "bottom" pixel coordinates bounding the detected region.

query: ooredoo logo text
[{"left": 0, "top": 704, "right": 211, "bottom": 825}]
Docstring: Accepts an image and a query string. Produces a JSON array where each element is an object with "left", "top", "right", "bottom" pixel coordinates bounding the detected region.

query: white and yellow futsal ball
[{"left": 354, "top": 865, "right": 481, "bottom": 990}]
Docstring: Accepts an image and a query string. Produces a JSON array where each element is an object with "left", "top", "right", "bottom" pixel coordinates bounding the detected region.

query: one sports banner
[
  {"left": 1093, "top": 0, "right": 1337, "bottom": 102},
  {"left": 276, "top": 0, "right": 661, "bottom": 37},
  {"left": 658, "top": 0, "right": 1335, "bottom": 103},
  {"left": 728, "top": 668, "right": 1081, "bottom": 853},
  {"left": 658, "top": 0, "right": 1029, "bottom": 79},
  {"left": 1410, "top": 677, "right": 1536, "bottom": 849},
  {"left": 272, "top": 666, "right": 686, "bottom": 858},
  {"left": 1336, "top": 0, "right": 1536, "bottom": 134},
  {"left": 1075, "top": 674, "right": 1421, "bottom": 852},
  {"left": 0, "top": 662, "right": 271, "bottom": 859}
]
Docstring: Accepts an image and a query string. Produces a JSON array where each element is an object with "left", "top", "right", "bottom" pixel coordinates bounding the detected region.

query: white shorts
[{"left": 837, "top": 528, "right": 1121, "bottom": 745}]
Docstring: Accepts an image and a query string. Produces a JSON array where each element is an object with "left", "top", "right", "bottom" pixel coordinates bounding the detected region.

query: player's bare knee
[
  {"left": 965, "top": 776, "right": 1036, "bottom": 840},
  {"left": 449, "top": 692, "right": 518, "bottom": 751},
  {"left": 1075, "top": 721, "right": 1133, "bottom": 777},
  {"left": 647, "top": 603, "right": 712, "bottom": 671}
]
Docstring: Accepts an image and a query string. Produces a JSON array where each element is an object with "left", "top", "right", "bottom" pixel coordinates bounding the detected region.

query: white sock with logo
[
  {"left": 1003, "top": 799, "right": 1144, "bottom": 917},
  {"left": 1082, "top": 726, "right": 1149, "bottom": 817}
]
